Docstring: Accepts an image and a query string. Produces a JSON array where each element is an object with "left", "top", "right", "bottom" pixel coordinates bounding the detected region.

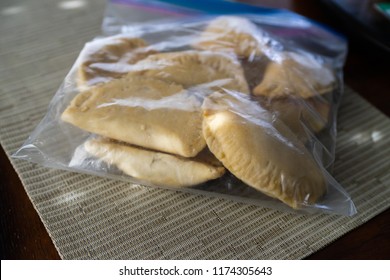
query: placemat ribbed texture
[{"left": 1, "top": 0, "right": 389, "bottom": 259}]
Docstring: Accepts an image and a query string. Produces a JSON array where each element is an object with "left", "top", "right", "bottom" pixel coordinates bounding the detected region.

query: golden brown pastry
[
  {"left": 253, "top": 52, "right": 336, "bottom": 98},
  {"left": 193, "top": 16, "right": 267, "bottom": 58},
  {"left": 62, "top": 76, "right": 205, "bottom": 157},
  {"left": 130, "top": 50, "right": 250, "bottom": 94},
  {"left": 202, "top": 92, "right": 327, "bottom": 208},
  {"left": 77, "top": 36, "right": 155, "bottom": 88},
  {"left": 84, "top": 138, "right": 225, "bottom": 188},
  {"left": 257, "top": 95, "right": 331, "bottom": 141}
]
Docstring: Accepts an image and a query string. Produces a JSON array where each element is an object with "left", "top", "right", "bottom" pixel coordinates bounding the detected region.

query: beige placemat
[{"left": 1, "top": 0, "right": 389, "bottom": 260}]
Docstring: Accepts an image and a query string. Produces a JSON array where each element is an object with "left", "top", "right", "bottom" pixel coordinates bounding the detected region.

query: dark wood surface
[{"left": 1, "top": 0, "right": 389, "bottom": 260}]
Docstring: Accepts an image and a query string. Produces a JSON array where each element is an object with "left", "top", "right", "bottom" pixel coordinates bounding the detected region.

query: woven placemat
[{"left": 1, "top": 0, "right": 390, "bottom": 260}]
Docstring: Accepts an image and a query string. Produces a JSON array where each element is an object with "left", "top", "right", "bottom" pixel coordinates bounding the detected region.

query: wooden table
[{"left": 1, "top": 0, "right": 389, "bottom": 259}]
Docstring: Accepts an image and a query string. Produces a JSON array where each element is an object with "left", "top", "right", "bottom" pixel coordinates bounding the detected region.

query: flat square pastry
[
  {"left": 202, "top": 92, "right": 327, "bottom": 208},
  {"left": 130, "top": 50, "right": 250, "bottom": 94},
  {"left": 62, "top": 76, "right": 205, "bottom": 157},
  {"left": 76, "top": 36, "right": 155, "bottom": 88},
  {"left": 84, "top": 138, "right": 226, "bottom": 188}
]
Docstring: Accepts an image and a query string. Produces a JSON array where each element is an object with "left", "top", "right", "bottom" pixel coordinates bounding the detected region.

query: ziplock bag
[{"left": 13, "top": 0, "right": 356, "bottom": 215}]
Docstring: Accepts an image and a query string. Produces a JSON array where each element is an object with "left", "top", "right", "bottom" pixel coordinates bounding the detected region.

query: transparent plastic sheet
[{"left": 13, "top": 1, "right": 356, "bottom": 216}]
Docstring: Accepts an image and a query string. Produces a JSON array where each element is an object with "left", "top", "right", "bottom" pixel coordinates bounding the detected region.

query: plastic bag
[{"left": 13, "top": 1, "right": 356, "bottom": 216}]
